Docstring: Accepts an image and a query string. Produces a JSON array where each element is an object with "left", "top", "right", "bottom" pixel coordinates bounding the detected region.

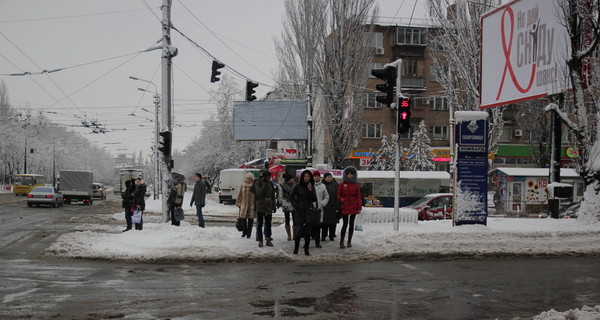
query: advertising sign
[
  {"left": 480, "top": 0, "right": 571, "bottom": 108},
  {"left": 454, "top": 111, "right": 488, "bottom": 226},
  {"left": 233, "top": 100, "right": 308, "bottom": 140}
]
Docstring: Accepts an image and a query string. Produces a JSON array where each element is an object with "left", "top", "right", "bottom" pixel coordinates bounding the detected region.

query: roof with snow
[
  {"left": 358, "top": 170, "right": 450, "bottom": 180},
  {"left": 491, "top": 167, "right": 580, "bottom": 178}
]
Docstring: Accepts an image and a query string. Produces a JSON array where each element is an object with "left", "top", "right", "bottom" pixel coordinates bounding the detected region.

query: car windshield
[
  {"left": 409, "top": 196, "right": 434, "bottom": 208},
  {"left": 32, "top": 187, "right": 52, "bottom": 193}
]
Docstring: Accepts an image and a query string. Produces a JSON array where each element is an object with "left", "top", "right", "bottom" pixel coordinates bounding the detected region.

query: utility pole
[
  {"left": 387, "top": 59, "right": 403, "bottom": 231},
  {"left": 161, "top": 0, "right": 177, "bottom": 222}
]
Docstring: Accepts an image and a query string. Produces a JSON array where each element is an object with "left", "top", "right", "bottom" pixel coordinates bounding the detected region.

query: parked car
[
  {"left": 404, "top": 193, "right": 453, "bottom": 221},
  {"left": 27, "top": 186, "right": 63, "bottom": 208},
  {"left": 113, "top": 183, "right": 120, "bottom": 195},
  {"left": 560, "top": 202, "right": 580, "bottom": 219},
  {"left": 92, "top": 183, "right": 106, "bottom": 200}
]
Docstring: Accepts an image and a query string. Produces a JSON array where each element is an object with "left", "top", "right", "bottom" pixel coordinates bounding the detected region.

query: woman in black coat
[
  {"left": 132, "top": 178, "right": 147, "bottom": 230},
  {"left": 289, "top": 170, "right": 316, "bottom": 256},
  {"left": 321, "top": 172, "right": 339, "bottom": 241}
]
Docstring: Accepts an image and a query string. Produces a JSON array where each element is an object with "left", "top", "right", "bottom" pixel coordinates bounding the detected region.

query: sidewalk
[{"left": 44, "top": 193, "right": 600, "bottom": 263}]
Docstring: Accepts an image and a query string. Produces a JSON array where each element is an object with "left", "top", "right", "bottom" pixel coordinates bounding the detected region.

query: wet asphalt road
[{"left": 1, "top": 193, "right": 599, "bottom": 319}]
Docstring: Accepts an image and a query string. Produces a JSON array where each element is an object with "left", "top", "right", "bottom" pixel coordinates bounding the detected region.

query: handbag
[
  {"left": 132, "top": 209, "right": 142, "bottom": 224},
  {"left": 306, "top": 203, "right": 321, "bottom": 225},
  {"left": 236, "top": 218, "right": 243, "bottom": 232},
  {"left": 174, "top": 207, "right": 185, "bottom": 221}
]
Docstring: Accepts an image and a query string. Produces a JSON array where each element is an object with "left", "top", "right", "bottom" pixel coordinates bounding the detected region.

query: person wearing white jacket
[{"left": 312, "top": 170, "right": 329, "bottom": 249}]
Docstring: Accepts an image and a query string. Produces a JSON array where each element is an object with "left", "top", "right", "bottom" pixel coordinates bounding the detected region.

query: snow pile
[
  {"left": 533, "top": 305, "right": 600, "bottom": 320},
  {"left": 44, "top": 193, "right": 600, "bottom": 263}
]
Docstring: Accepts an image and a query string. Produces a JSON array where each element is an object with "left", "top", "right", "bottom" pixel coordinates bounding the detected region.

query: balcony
[{"left": 401, "top": 77, "right": 425, "bottom": 89}]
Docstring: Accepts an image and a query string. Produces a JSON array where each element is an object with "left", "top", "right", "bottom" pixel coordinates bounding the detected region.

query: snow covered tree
[
  {"left": 427, "top": 0, "right": 506, "bottom": 155},
  {"left": 367, "top": 135, "right": 395, "bottom": 170},
  {"left": 406, "top": 120, "right": 436, "bottom": 171},
  {"left": 275, "top": 0, "right": 378, "bottom": 168}
]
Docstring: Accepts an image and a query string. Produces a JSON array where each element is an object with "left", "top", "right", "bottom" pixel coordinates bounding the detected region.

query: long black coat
[
  {"left": 132, "top": 184, "right": 147, "bottom": 211},
  {"left": 289, "top": 183, "right": 316, "bottom": 225},
  {"left": 322, "top": 180, "right": 339, "bottom": 224}
]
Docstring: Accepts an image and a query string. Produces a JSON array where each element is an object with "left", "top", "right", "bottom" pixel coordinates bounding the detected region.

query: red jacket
[{"left": 337, "top": 181, "right": 362, "bottom": 215}]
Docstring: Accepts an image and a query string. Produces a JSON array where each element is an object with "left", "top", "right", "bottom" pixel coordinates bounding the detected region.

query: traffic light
[
  {"left": 246, "top": 81, "right": 258, "bottom": 101},
  {"left": 210, "top": 60, "right": 225, "bottom": 83},
  {"left": 158, "top": 131, "right": 172, "bottom": 157},
  {"left": 397, "top": 97, "right": 412, "bottom": 134},
  {"left": 371, "top": 66, "right": 396, "bottom": 107}
]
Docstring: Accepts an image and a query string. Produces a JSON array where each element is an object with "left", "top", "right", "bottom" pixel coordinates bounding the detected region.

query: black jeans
[
  {"left": 125, "top": 208, "right": 132, "bottom": 229},
  {"left": 255, "top": 212, "right": 272, "bottom": 242},
  {"left": 169, "top": 206, "right": 180, "bottom": 226},
  {"left": 241, "top": 218, "right": 254, "bottom": 238}
]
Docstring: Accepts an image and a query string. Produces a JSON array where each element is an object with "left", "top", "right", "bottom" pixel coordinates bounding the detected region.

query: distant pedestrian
[
  {"left": 289, "top": 170, "right": 317, "bottom": 256},
  {"left": 336, "top": 166, "right": 362, "bottom": 249},
  {"left": 278, "top": 174, "right": 296, "bottom": 241},
  {"left": 253, "top": 169, "right": 276, "bottom": 247},
  {"left": 190, "top": 173, "right": 207, "bottom": 228},
  {"left": 132, "top": 178, "right": 147, "bottom": 230},
  {"left": 167, "top": 177, "right": 185, "bottom": 226},
  {"left": 121, "top": 179, "right": 135, "bottom": 232},
  {"left": 236, "top": 173, "right": 255, "bottom": 238},
  {"left": 312, "top": 170, "right": 329, "bottom": 248},
  {"left": 321, "top": 172, "right": 339, "bottom": 241}
]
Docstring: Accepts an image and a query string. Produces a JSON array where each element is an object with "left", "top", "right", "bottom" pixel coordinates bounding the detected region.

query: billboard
[
  {"left": 233, "top": 100, "right": 308, "bottom": 141},
  {"left": 480, "top": 0, "right": 571, "bottom": 108}
]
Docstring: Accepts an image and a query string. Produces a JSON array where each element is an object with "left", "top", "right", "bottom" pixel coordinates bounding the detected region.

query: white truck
[
  {"left": 59, "top": 170, "right": 94, "bottom": 205},
  {"left": 118, "top": 169, "right": 144, "bottom": 195},
  {"left": 217, "top": 168, "right": 260, "bottom": 204}
]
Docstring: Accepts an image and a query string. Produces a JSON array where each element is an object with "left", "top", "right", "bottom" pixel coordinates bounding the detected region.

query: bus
[{"left": 13, "top": 174, "right": 46, "bottom": 196}]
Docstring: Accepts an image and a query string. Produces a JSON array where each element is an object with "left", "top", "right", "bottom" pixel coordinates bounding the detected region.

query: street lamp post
[{"left": 129, "top": 76, "right": 162, "bottom": 209}]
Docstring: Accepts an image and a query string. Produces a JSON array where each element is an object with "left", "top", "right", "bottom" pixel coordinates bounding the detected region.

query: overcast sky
[{"left": 0, "top": 0, "right": 429, "bottom": 157}]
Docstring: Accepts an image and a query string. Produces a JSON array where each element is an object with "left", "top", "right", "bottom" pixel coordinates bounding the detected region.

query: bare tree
[
  {"left": 556, "top": 0, "right": 600, "bottom": 222},
  {"left": 427, "top": 0, "right": 506, "bottom": 154},
  {"left": 275, "top": 0, "right": 378, "bottom": 168}
]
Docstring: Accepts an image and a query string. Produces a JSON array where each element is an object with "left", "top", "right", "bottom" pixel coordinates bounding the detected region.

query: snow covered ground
[
  {"left": 44, "top": 192, "right": 600, "bottom": 263},
  {"left": 37, "top": 192, "right": 600, "bottom": 319}
]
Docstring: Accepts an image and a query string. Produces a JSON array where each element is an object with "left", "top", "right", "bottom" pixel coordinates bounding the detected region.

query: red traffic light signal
[{"left": 397, "top": 97, "right": 411, "bottom": 134}]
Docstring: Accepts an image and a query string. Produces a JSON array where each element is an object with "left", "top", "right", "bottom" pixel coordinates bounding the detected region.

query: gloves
[{"left": 190, "top": 201, "right": 194, "bottom": 207}]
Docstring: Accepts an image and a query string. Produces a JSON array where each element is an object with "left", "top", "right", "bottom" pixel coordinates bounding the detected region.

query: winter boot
[
  {"left": 258, "top": 240, "right": 264, "bottom": 247},
  {"left": 246, "top": 219, "right": 253, "bottom": 238},
  {"left": 266, "top": 239, "right": 273, "bottom": 247},
  {"left": 339, "top": 234, "right": 346, "bottom": 249},
  {"left": 347, "top": 231, "right": 353, "bottom": 248},
  {"left": 304, "top": 239, "right": 310, "bottom": 256},
  {"left": 285, "top": 225, "right": 292, "bottom": 241}
]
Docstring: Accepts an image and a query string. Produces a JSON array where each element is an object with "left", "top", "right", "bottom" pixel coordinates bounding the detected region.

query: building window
[
  {"left": 368, "top": 62, "right": 384, "bottom": 77},
  {"left": 363, "top": 123, "right": 382, "bottom": 138},
  {"left": 396, "top": 27, "right": 427, "bottom": 45},
  {"left": 365, "top": 93, "right": 382, "bottom": 109},
  {"left": 524, "top": 129, "right": 539, "bottom": 143},
  {"left": 364, "top": 32, "right": 384, "bottom": 48},
  {"left": 431, "top": 97, "right": 449, "bottom": 111},
  {"left": 430, "top": 125, "right": 448, "bottom": 140},
  {"left": 402, "top": 59, "right": 418, "bottom": 77},
  {"left": 430, "top": 65, "right": 447, "bottom": 82},
  {"left": 500, "top": 127, "right": 512, "bottom": 142}
]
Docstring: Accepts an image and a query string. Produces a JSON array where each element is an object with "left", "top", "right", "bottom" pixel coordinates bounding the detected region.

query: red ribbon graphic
[{"left": 495, "top": 7, "right": 536, "bottom": 101}]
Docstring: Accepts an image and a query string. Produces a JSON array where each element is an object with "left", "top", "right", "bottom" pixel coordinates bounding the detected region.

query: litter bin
[{"left": 548, "top": 199, "right": 560, "bottom": 219}]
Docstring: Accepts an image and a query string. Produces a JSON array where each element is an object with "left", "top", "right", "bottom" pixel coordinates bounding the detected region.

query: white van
[{"left": 217, "top": 168, "right": 260, "bottom": 204}]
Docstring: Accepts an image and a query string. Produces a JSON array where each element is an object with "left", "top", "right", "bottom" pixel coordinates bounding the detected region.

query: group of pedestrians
[
  {"left": 235, "top": 166, "right": 362, "bottom": 256},
  {"left": 121, "top": 177, "right": 147, "bottom": 232}
]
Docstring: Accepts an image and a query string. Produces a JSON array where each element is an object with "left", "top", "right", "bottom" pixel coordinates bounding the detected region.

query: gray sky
[{"left": 0, "top": 0, "right": 428, "bottom": 157}]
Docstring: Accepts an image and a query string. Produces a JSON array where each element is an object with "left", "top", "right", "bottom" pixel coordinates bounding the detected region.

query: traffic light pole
[
  {"left": 161, "top": 0, "right": 174, "bottom": 223},
  {"left": 386, "top": 59, "right": 403, "bottom": 232}
]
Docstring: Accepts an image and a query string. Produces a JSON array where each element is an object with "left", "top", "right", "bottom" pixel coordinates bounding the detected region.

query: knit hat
[
  {"left": 283, "top": 173, "right": 294, "bottom": 182},
  {"left": 245, "top": 173, "right": 254, "bottom": 180},
  {"left": 323, "top": 172, "right": 332, "bottom": 179},
  {"left": 312, "top": 170, "right": 321, "bottom": 177}
]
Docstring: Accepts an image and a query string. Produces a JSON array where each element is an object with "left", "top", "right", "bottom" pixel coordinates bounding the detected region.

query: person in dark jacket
[
  {"left": 121, "top": 179, "right": 135, "bottom": 232},
  {"left": 321, "top": 172, "right": 339, "bottom": 241},
  {"left": 132, "top": 178, "right": 147, "bottom": 230},
  {"left": 278, "top": 174, "right": 296, "bottom": 241},
  {"left": 167, "top": 177, "right": 185, "bottom": 226},
  {"left": 336, "top": 166, "right": 362, "bottom": 248},
  {"left": 253, "top": 169, "right": 276, "bottom": 247},
  {"left": 289, "top": 170, "right": 317, "bottom": 256},
  {"left": 190, "top": 173, "right": 207, "bottom": 228}
]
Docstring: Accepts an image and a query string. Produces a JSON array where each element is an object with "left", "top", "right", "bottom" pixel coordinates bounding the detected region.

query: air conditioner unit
[
  {"left": 514, "top": 129, "right": 523, "bottom": 137},
  {"left": 422, "top": 99, "right": 430, "bottom": 105},
  {"left": 375, "top": 47, "right": 385, "bottom": 55}
]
